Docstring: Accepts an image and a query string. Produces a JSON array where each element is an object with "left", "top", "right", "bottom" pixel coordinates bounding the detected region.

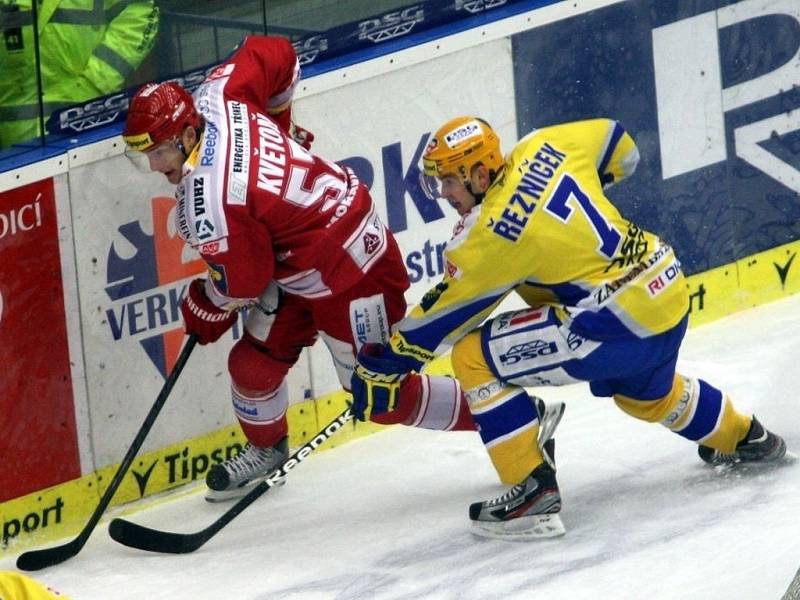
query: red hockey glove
[
  {"left": 290, "top": 122, "right": 314, "bottom": 150},
  {"left": 180, "top": 279, "right": 237, "bottom": 345}
]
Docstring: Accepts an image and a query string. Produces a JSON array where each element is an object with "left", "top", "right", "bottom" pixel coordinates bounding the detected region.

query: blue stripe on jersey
[
  {"left": 472, "top": 389, "right": 538, "bottom": 445},
  {"left": 402, "top": 292, "right": 506, "bottom": 351},
  {"left": 597, "top": 121, "right": 625, "bottom": 178},
  {"left": 524, "top": 280, "right": 647, "bottom": 341},
  {"left": 524, "top": 280, "right": 590, "bottom": 306},
  {"left": 570, "top": 306, "right": 641, "bottom": 341},
  {"left": 678, "top": 379, "right": 723, "bottom": 441}
]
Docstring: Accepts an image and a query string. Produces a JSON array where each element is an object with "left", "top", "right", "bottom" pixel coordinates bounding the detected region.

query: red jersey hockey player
[{"left": 122, "top": 36, "right": 474, "bottom": 501}]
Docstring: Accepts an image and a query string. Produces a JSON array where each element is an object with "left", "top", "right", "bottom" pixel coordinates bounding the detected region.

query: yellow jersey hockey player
[{"left": 350, "top": 116, "right": 788, "bottom": 539}]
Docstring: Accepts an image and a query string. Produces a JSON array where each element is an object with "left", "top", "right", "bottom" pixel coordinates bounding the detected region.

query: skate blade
[
  {"left": 204, "top": 476, "right": 286, "bottom": 503},
  {"left": 470, "top": 513, "right": 565, "bottom": 541}
]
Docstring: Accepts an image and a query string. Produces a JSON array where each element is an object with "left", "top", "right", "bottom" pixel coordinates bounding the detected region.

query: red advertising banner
[{"left": 0, "top": 179, "right": 79, "bottom": 502}]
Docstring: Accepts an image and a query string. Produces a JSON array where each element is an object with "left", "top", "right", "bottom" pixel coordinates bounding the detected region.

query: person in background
[
  {"left": 350, "top": 116, "right": 788, "bottom": 539},
  {"left": 0, "top": 0, "right": 158, "bottom": 149}
]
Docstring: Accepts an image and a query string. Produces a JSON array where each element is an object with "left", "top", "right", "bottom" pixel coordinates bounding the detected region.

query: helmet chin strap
[
  {"left": 468, "top": 184, "right": 485, "bottom": 206},
  {"left": 180, "top": 121, "right": 204, "bottom": 160},
  {"left": 177, "top": 137, "right": 202, "bottom": 161},
  {"left": 467, "top": 168, "right": 497, "bottom": 205}
]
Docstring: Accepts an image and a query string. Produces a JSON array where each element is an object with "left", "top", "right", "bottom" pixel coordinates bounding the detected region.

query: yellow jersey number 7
[{"left": 544, "top": 174, "right": 621, "bottom": 258}]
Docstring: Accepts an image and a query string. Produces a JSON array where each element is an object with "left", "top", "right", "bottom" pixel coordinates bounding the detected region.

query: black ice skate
[
  {"left": 469, "top": 398, "right": 566, "bottom": 540},
  {"left": 698, "top": 416, "right": 787, "bottom": 466},
  {"left": 205, "top": 438, "right": 289, "bottom": 502}
]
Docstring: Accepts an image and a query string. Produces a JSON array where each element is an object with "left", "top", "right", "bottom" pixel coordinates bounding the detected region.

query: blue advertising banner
[
  {"left": 292, "top": 0, "right": 553, "bottom": 67},
  {"left": 511, "top": 0, "right": 800, "bottom": 274}
]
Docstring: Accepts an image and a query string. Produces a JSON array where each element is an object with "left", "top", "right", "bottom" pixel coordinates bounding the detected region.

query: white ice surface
[{"left": 3, "top": 294, "right": 800, "bottom": 599}]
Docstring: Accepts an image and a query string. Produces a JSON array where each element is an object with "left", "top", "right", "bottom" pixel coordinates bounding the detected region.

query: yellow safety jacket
[{"left": 0, "top": 0, "right": 158, "bottom": 148}]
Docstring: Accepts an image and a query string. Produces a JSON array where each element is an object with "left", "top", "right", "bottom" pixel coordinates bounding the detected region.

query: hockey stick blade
[
  {"left": 109, "top": 406, "right": 354, "bottom": 554},
  {"left": 15, "top": 538, "right": 84, "bottom": 572},
  {"left": 16, "top": 335, "right": 198, "bottom": 571}
]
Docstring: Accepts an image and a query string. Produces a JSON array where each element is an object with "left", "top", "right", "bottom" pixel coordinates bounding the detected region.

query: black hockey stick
[
  {"left": 16, "top": 335, "right": 198, "bottom": 571},
  {"left": 108, "top": 406, "right": 354, "bottom": 554},
  {"left": 784, "top": 564, "right": 800, "bottom": 600}
]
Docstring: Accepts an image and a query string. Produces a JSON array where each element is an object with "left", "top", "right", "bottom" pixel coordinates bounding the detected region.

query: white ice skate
[{"left": 205, "top": 438, "right": 288, "bottom": 503}]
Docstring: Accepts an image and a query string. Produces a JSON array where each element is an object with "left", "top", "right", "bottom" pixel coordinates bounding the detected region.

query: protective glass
[{"left": 418, "top": 170, "right": 442, "bottom": 202}]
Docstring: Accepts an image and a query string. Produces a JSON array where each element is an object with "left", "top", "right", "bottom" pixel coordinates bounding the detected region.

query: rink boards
[{"left": 1, "top": 0, "right": 799, "bottom": 553}]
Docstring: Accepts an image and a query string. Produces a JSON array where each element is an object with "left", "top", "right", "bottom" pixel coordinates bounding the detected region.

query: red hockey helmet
[{"left": 123, "top": 82, "right": 201, "bottom": 152}]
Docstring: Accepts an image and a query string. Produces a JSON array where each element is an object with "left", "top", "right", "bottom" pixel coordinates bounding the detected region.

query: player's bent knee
[
  {"left": 228, "top": 337, "right": 291, "bottom": 394},
  {"left": 452, "top": 330, "right": 493, "bottom": 389}
]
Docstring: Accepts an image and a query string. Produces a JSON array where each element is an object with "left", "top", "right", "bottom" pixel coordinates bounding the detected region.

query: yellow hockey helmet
[{"left": 422, "top": 116, "right": 503, "bottom": 184}]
